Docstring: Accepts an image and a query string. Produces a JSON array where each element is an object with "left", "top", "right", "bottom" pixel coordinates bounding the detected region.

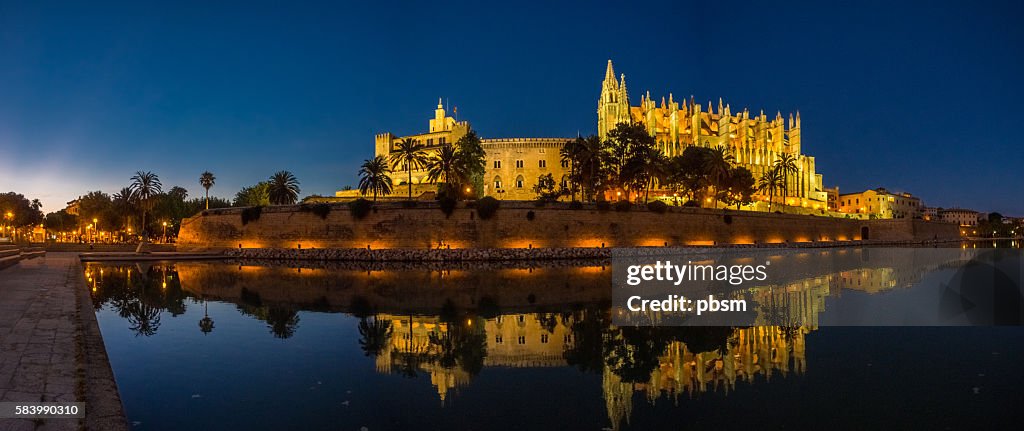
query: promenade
[{"left": 0, "top": 253, "right": 126, "bottom": 431}]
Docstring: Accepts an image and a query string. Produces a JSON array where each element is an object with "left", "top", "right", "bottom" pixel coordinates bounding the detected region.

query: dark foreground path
[{"left": 0, "top": 253, "right": 126, "bottom": 431}]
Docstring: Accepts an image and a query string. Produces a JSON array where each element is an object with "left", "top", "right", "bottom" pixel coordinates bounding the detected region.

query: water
[{"left": 86, "top": 244, "right": 1024, "bottom": 430}]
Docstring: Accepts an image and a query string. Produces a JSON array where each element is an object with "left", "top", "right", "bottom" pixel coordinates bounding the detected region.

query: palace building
[{"left": 348, "top": 60, "right": 829, "bottom": 206}]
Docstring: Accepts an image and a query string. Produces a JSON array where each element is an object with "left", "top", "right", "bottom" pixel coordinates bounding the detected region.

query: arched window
[
  {"left": 515, "top": 175, "right": 524, "bottom": 189},
  {"left": 560, "top": 175, "right": 569, "bottom": 189},
  {"left": 493, "top": 176, "right": 502, "bottom": 190}
]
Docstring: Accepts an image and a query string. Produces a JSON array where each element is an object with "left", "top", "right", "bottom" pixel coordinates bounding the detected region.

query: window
[
  {"left": 517, "top": 315, "right": 525, "bottom": 323},
  {"left": 493, "top": 160, "right": 501, "bottom": 169},
  {"left": 426, "top": 138, "right": 434, "bottom": 146},
  {"left": 564, "top": 335, "right": 572, "bottom": 343},
  {"left": 539, "top": 148, "right": 546, "bottom": 154},
  {"left": 516, "top": 160, "right": 524, "bottom": 168},
  {"left": 517, "top": 336, "right": 526, "bottom": 345},
  {"left": 439, "top": 137, "right": 446, "bottom": 145},
  {"left": 516, "top": 176, "right": 524, "bottom": 188},
  {"left": 495, "top": 335, "right": 503, "bottom": 344},
  {"left": 493, "top": 176, "right": 502, "bottom": 189},
  {"left": 538, "top": 160, "right": 546, "bottom": 168},
  {"left": 540, "top": 334, "right": 549, "bottom": 344},
  {"left": 561, "top": 160, "right": 569, "bottom": 168}
]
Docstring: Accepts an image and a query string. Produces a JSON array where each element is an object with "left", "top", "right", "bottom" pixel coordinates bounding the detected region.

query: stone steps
[{"left": 0, "top": 246, "right": 47, "bottom": 270}]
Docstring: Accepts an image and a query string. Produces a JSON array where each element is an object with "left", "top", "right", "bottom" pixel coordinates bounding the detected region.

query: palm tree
[
  {"left": 772, "top": 153, "right": 799, "bottom": 202},
  {"left": 30, "top": 199, "right": 41, "bottom": 211},
  {"left": 358, "top": 156, "right": 394, "bottom": 201},
  {"left": 560, "top": 137, "right": 586, "bottom": 201},
  {"left": 704, "top": 146, "right": 735, "bottom": 208},
  {"left": 758, "top": 168, "right": 785, "bottom": 212},
  {"left": 425, "top": 143, "right": 462, "bottom": 194},
  {"left": 168, "top": 186, "right": 188, "bottom": 201},
  {"left": 268, "top": 171, "right": 300, "bottom": 205},
  {"left": 199, "top": 171, "right": 216, "bottom": 210},
  {"left": 112, "top": 187, "right": 136, "bottom": 236},
  {"left": 199, "top": 299, "right": 214, "bottom": 335},
  {"left": 129, "top": 171, "right": 162, "bottom": 239},
  {"left": 389, "top": 138, "right": 428, "bottom": 200}
]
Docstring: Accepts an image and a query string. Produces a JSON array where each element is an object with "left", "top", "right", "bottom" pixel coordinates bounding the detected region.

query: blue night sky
[{"left": 1, "top": 0, "right": 1022, "bottom": 214}]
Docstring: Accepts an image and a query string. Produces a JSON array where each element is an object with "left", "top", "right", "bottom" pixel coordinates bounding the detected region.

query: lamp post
[
  {"left": 162, "top": 221, "right": 167, "bottom": 243},
  {"left": 3, "top": 211, "right": 12, "bottom": 242},
  {"left": 93, "top": 218, "right": 98, "bottom": 243}
]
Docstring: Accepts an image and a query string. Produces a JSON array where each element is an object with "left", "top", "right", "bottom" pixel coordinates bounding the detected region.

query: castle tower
[{"left": 597, "top": 60, "right": 631, "bottom": 140}]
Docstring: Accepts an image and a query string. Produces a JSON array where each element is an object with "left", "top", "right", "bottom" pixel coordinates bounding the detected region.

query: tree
[
  {"left": 560, "top": 137, "right": 586, "bottom": 201},
  {"left": 667, "top": 146, "right": 713, "bottom": 204},
  {"left": 704, "top": 146, "right": 735, "bottom": 208},
  {"left": 129, "top": 171, "right": 163, "bottom": 239},
  {"left": 606, "top": 123, "right": 656, "bottom": 201},
  {"left": 758, "top": 168, "right": 785, "bottom": 212},
  {"left": 533, "top": 173, "right": 563, "bottom": 202},
  {"left": 772, "top": 153, "right": 799, "bottom": 200},
  {"left": 389, "top": 138, "right": 428, "bottom": 200},
  {"left": 199, "top": 171, "right": 216, "bottom": 210},
  {"left": 267, "top": 171, "right": 301, "bottom": 205},
  {"left": 234, "top": 182, "right": 270, "bottom": 207},
  {"left": 358, "top": 156, "right": 393, "bottom": 201},
  {"left": 454, "top": 130, "right": 486, "bottom": 199},
  {"left": 112, "top": 187, "right": 137, "bottom": 232},
  {"left": 425, "top": 143, "right": 462, "bottom": 195},
  {"left": 77, "top": 191, "right": 114, "bottom": 231},
  {"left": 723, "top": 166, "right": 756, "bottom": 210}
]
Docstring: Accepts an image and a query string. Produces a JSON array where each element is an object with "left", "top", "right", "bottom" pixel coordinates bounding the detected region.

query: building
[
  {"left": 597, "top": 60, "right": 827, "bottom": 205},
  {"left": 824, "top": 186, "right": 840, "bottom": 211},
  {"left": 921, "top": 206, "right": 939, "bottom": 221},
  {"left": 837, "top": 188, "right": 922, "bottom": 219},
  {"left": 357, "top": 99, "right": 573, "bottom": 200},
  {"left": 938, "top": 208, "right": 980, "bottom": 226},
  {"left": 349, "top": 60, "right": 830, "bottom": 206},
  {"left": 64, "top": 199, "right": 80, "bottom": 216}
]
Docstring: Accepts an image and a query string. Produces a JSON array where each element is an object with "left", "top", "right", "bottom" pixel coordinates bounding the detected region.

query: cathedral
[
  {"left": 349, "top": 60, "right": 829, "bottom": 207},
  {"left": 598, "top": 60, "right": 827, "bottom": 205}
]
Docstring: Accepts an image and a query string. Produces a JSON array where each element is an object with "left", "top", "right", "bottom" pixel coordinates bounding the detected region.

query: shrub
[
  {"left": 614, "top": 201, "right": 631, "bottom": 212},
  {"left": 476, "top": 196, "right": 500, "bottom": 220},
  {"left": 300, "top": 202, "right": 331, "bottom": 220},
  {"left": 348, "top": 199, "right": 373, "bottom": 220},
  {"left": 241, "top": 206, "right": 263, "bottom": 225},
  {"left": 568, "top": 201, "right": 583, "bottom": 210},
  {"left": 596, "top": 201, "right": 611, "bottom": 212},
  {"left": 526, "top": 210, "right": 536, "bottom": 221},
  {"left": 439, "top": 196, "right": 458, "bottom": 218},
  {"left": 647, "top": 201, "right": 668, "bottom": 214}
]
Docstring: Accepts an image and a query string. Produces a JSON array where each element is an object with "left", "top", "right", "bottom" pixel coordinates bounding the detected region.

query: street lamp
[
  {"left": 162, "top": 221, "right": 167, "bottom": 243},
  {"left": 93, "top": 218, "right": 99, "bottom": 243}
]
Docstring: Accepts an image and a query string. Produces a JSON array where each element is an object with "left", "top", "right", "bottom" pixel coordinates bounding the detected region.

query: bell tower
[{"left": 597, "top": 60, "right": 631, "bottom": 140}]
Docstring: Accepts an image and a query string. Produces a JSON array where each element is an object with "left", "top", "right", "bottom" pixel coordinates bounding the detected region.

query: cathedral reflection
[{"left": 85, "top": 247, "right": 985, "bottom": 431}]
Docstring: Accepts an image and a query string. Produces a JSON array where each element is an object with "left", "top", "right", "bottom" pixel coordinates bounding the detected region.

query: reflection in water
[{"left": 85, "top": 244, "right": 1021, "bottom": 430}]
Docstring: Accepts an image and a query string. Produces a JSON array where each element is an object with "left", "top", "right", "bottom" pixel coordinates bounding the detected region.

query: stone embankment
[{"left": 228, "top": 238, "right": 964, "bottom": 262}]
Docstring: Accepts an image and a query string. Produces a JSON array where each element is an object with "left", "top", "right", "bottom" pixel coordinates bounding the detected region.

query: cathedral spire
[
  {"left": 604, "top": 59, "right": 616, "bottom": 84},
  {"left": 437, "top": 97, "right": 443, "bottom": 109}
]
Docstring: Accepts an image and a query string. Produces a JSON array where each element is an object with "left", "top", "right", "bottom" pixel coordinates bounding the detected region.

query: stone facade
[
  {"left": 838, "top": 187, "right": 923, "bottom": 219},
  {"left": 597, "top": 60, "right": 827, "bottom": 205}
]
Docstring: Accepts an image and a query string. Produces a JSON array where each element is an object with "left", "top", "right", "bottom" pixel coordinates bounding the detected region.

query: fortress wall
[{"left": 177, "top": 203, "right": 961, "bottom": 250}]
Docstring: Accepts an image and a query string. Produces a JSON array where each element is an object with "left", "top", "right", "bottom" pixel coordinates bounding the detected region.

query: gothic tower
[{"left": 597, "top": 60, "right": 631, "bottom": 140}]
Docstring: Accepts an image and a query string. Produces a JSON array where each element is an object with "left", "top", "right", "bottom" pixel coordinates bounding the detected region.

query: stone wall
[{"left": 177, "top": 202, "right": 961, "bottom": 251}]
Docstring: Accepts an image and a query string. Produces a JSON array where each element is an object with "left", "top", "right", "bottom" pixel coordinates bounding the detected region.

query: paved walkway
[{"left": 0, "top": 253, "right": 126, "bottom": 431}]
